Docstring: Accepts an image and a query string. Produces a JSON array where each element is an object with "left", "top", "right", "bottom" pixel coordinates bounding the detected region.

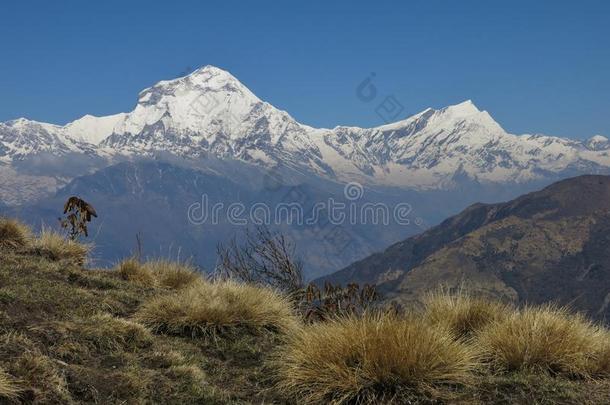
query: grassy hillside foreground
[{"left": 0, "top": 218, "right": 609, "bottom": 404}]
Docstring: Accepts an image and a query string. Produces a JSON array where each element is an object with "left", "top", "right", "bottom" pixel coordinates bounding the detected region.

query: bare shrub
[
  {"left": 217, "top": 227, "right": 382, "bottom": 321},
  {"left": 216, "top": 227, "right": 304, "bottom": 296}
]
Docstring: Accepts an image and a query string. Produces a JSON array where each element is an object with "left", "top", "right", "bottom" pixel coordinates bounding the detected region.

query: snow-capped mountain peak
[
  {"left": 432, "top": 100, "right": 504, "bottom": 133},
  {"left": 138, "top": 65, "right": 260, "bottom": 105},
  {"left": 586, "top": 134, "right": 610, "bottom": 151},
  {"left": 99, "top": 65, "right": 317, "bottom": 164},
  {"left": 0, "top": 117, "right": 79, "bottom": 162},
  {"left": 438, "top": 99, "right": 480, "bottom": 116},
  {"left": 5, "top": 117, "right": 61, "bottom": 132},
  {"left": 64, "top": 113, "right": 127, "bottom": 145},
  {"left": 2, "top": 65, "right": 610, "bottom": 195},
  {"left": 121, "top": 65, "right": 263, "bottom": 136}
]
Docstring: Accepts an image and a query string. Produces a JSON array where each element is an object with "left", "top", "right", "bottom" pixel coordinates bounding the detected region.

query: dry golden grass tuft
[
  {"left": 116, "top": 258, "right": 202, "bottom": 289},
  {"left": 422, "top": 287, "right": 511, "bottom": 338},
  {"left": 162, "top": 365, "right": 209, "bottom": 398},
  {"left": 476, "top": 305, "right": 609, "bottom": 376},
  {"left": 0, "top": 333, "right": 72, "bottom": 403},
  {"left": 590, "top": 329, "right": 610, "bottom": 377},
  {"left": 0, "top": 217, "right": 32, "bottom": 250},
  {"left": 14, "top": 352, "right": 72, "bottom": 403},
  {"left": 50, "top": 313, "right": 153, "bottom": 354},
  {"left": 135, "top": 280, "right": 298, "bottom": 337},
  {"left": 31, "top": 229, "right": 90, "bottom": 265},
  {"left": 116, "top": 258, "right": 156, "bottom": 286},
  {"left": 275, "top": 312, "right": 479, "bottom": 404},
  {"left": 142, "top": 350, "right": 187, "bottom": 369},
  {"left": 0, "top": 368, "right": 21, "bottom": 401},
  {"left": 144, "top": 259, "right": 202, "bottom": 289}
]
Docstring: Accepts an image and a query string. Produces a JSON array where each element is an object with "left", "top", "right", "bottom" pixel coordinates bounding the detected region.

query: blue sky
[{"left": 1, "top": 0, "right": 609, "bottom": 138}]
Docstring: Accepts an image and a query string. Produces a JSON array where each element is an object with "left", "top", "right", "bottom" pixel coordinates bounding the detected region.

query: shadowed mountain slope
[{"left": 317, "top": 175, "right": 610, "bottom": 321}]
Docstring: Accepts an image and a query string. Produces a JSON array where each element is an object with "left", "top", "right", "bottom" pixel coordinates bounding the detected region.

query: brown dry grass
[
  {"left": 0, "top": 218, "right": 32, "bottom": 250},
  {"left": 275, "top": 312, "right": 479, "bottom": 404},
  {"left": 31, "top": 229, "right": 90, "bottom": 265},
  {"left": 590, "top": 329, "right": 610, "bottom": 377},
  {"left": 1, "top": 213, "right": 609, "bottom": 403},
  {"left": 0, "top": 367, "right": 21, "bottom": 401},
  {"left": 116, "top": 258, "right": 202, "bottom": 290},
  {"left": 116, "top": 258, "right": 156, "bottom": 286},
  {"left": 0, "top": 237, "right": 285, "bottom": 404},
  {"left": 135, "top": 280, "right": 299, "bottom": 337},
  {"left": 48, "top": 313, "right": 153, "bottom": 354},
  {"left": 144, "top": 259, "right": 202, "bottom": 289},
  {"left": 0, "top": 333, "right": 72, "bottom": 403},
  {"left": 422, "top": 287, "right": 511, "bottom": 338},
  {"left": 476, "top": 304, "right": 609, "bottom": 376}
]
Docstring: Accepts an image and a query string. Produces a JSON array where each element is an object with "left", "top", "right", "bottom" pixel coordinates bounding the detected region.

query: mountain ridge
[{"left": 2, "top": 65, "right": 610, "bottom": 203}]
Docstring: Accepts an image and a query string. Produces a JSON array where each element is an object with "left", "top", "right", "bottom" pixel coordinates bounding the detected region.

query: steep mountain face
[
  {"left": 316, "top": 175, "right": 610, "bottom": 321},
  {"left": 2, "top": 65, "right": 610, "bottom": 205}
]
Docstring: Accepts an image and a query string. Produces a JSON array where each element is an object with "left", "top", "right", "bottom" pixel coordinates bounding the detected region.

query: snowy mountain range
[
  {"left": 3, "top": 65, "right": 610, "bottom": 277},
  {"left": 2, "top": 65, "right": 610, "bottom": 206}
]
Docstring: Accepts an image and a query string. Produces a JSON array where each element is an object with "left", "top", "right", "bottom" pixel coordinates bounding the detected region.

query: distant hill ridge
[{"left": 317, "top": 174, "right": 610, "bottom": 321}]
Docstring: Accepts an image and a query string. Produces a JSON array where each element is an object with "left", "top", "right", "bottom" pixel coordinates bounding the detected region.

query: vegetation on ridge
[{"left": 0, "top": 217, "right": 609, "bottom": 404}]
